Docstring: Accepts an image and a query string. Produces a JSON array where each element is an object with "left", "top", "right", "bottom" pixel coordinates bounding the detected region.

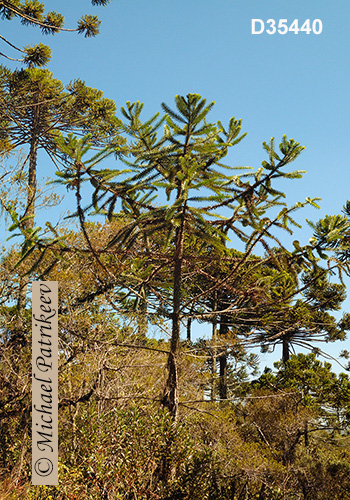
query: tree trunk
[
  {"left": 13, "top": 93, "right": 40, "bottom": 344},
  {"left": 26, "top": 96, "right": 39, "bottom": 227},
  {"left": 219, "top": 315, "right": 229, "bottom": 400},
  {"left": 304, "top": 420, "right": 309, "bottom": 447},
  {"left": 138, "top": 237, "right": 151, "bottom": 338},
  {"left": 137, "top": 290, "right": 148, "bottom": 337},
  {"left": 258, "top": 483, "right": 266, "bottom": 500},
  {"left": 211, "top": 292, "right": 218, "bottom": 401},
  {"left": 282, "top": 336, "right": 290, "bottom": 363},
  {"left": 162, "top": 215, "right": 185, "bottom": 422},
  {"left": 186, "top": 317, "right": 192, "bottom": 342}
]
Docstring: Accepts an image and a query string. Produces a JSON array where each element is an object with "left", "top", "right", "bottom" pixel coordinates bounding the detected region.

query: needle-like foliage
[
  {"left": 54, "top": 93, "right": 329, "bottom": 420},
  {"left": 0, "top": 0, "right": 110, "bottom": 66}
]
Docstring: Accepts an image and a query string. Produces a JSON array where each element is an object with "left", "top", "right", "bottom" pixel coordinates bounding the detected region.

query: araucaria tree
[
  {"left": 0, "top": 65, "right": 120, "bottom": 226},
  {"left": 0, "top": 64, "right": 120, "bottom": 340},
  {"left": 0, "top": 0, "right": 110, "bottom": 67},
  {"left": 56, "top": 93, "right": 322, "bottom": 421},
  {"left": 3, "top": 92, "right": 350, "bottom": 498}
]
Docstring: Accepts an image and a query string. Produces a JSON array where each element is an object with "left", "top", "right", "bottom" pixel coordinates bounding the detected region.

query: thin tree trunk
[
  {"left": 164, "top": 257, "right": 181, "bottom": 421},
  {"left": 12, "top": 424, "right": 28, "bottom": 486},
  {"left": 26, "top": 96, "right": 39, "bottom": 227},
  {"left": 219, "top": 315, "right": 228, "bottom": 400},
  {"left": 137, "top": 290, "right": 148, "bottom": 337},
  {"left": 258, "top": 483, "right": 266, "bottom": 500},
  {"left": 13, "top": 93, "right": 40, "bottom": 343},
  {"left": 138, "top": 236, "right": 151, "bottom": 338},
  {"left": 186, "top": 317, "right": 192, "bottom": 342},
  {"left": 211, "top": 292, "right": 218, "bottom": 401},
  {"left": 304, "top": 420, "right": 309, "bottom": 447},
  {"left": 219, "top": 353, "right": 227, "bottom": 400},
  {"left": 68, "top": 367, "right": 79, "bottom": 464},
  {"left": 282, "top": 336, "right": 290, "bottom": 363},
  {"left": 162, "top": 211, "right": 185, "bottom": 422}
]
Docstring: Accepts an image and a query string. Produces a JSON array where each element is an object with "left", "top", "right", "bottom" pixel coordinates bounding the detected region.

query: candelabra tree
[
  {"left": 0, "top": 64, "right": 122, "bottom": 342},
  {"left": 52, "top": 93, "right": 331, "bottom": 422},
  {"left": 0, "top": 0, "right": 110, "bottom": 67}
]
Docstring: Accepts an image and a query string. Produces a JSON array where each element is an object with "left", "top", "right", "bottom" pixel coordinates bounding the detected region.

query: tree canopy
[
  {"left": 1, "top": 77, "right": 350, "bottom": 497},
  {"left": 0, "top": 0, "right": 110, "bottom": 66}
]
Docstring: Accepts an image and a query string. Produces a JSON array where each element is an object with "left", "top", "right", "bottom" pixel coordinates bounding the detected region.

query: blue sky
[{"left": 1, "top": 0, "right": 349, "bottom": 371}]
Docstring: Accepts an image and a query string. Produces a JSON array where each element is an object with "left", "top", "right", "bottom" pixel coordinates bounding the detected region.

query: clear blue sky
[{"left": 1, "top": 0, "right": 349, "bottom": 371}]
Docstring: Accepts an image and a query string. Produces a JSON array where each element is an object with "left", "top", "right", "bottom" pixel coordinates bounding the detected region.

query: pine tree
[
  {"left": 0, "top": 0, "right": 110, "bottom": 66},
  {"left": 53, "top": 93, "right": 324, "bottom": 421},
  {"left": 308, "top": 204, "right": 350, "bottom": 273},
  {"left": 0, "top": 64, "right": 121, "bottom": 342},
  {"left": 240, "top": 259, "right": 350, "bottom": 364}
]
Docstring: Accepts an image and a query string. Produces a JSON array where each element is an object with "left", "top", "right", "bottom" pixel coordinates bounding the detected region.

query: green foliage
[
  {"left": 1, "top": 224, "right": 350, "bottom": 499},
  {"left": 256, "top": 353, "right": 350, "bottom": 428},
  {"left": 20, "top": 1, "right": 45, "bottom": 26},
  {"left": 41, "top": 11, "right": 64, "bottom": 35},
  {"left": 57, "top": 94, "right": 319, "bottom": 261},
  {"left": 22, "top": 42, "right": 51, "bottom": 67},
  {"left": 2, "top": 90, "right": 350, "bottom": 498},
  {"left": 77, "top": 15, "right": 101, "bottom": 37},
  {"left": 0, "top": 66, "right": 120, "bottom": 153},
  {"left": 0, "top": 0, "right": 110, "bottom": 66},
  {"left": 51, "top": 93, "right": 336, "bottom": 420}
]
